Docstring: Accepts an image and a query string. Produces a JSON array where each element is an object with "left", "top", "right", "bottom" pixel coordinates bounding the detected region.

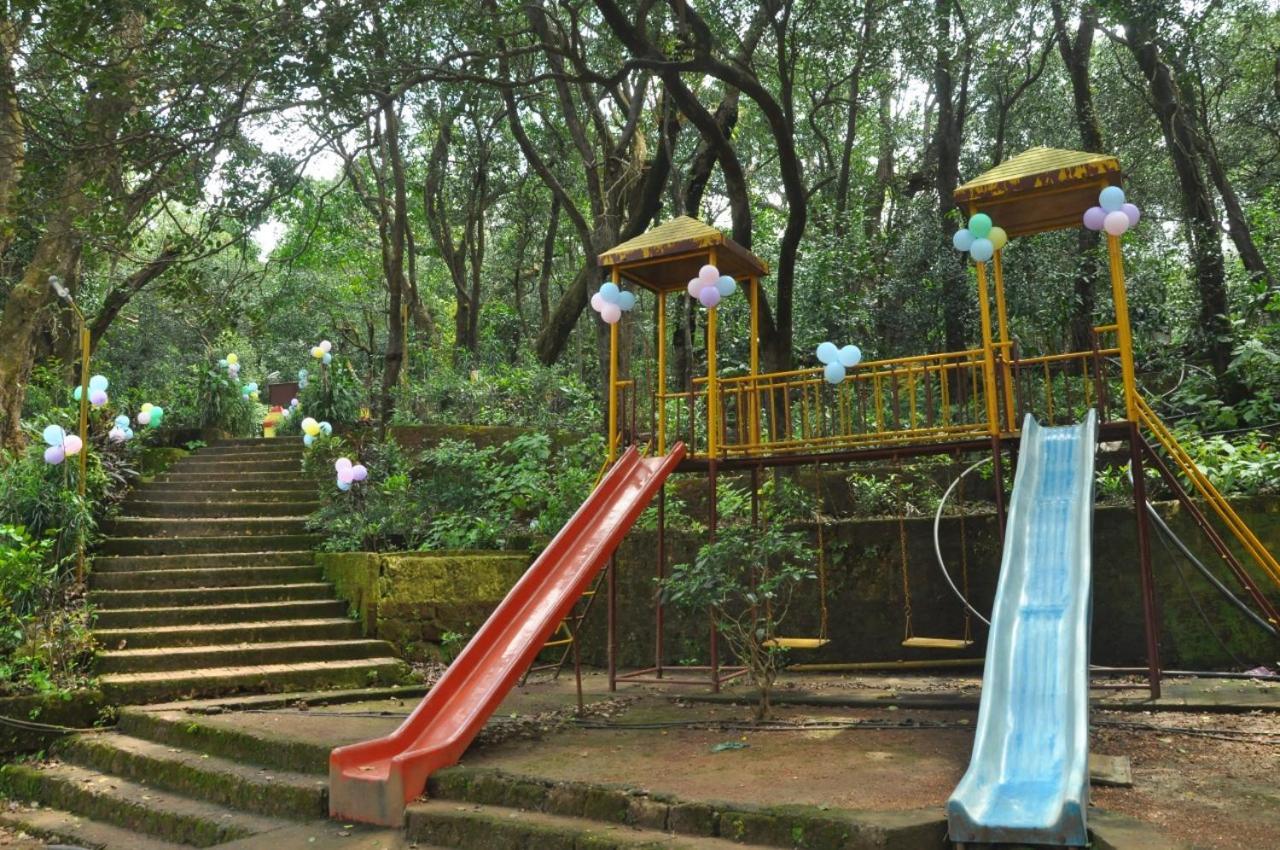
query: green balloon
[{"left": 968, "top": 213, "right": 992, "bottom": 238}]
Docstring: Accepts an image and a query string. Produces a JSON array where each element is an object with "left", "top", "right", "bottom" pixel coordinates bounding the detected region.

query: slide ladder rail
[
  {"left": 329, "top": 444, "right": 685, "bottom": 826},
  {"left": 1135, "top": 396, "right": 1280, "bottom": 591},
  {"left": 947, "top": 411, "right": 1097, "bottom": 846}
]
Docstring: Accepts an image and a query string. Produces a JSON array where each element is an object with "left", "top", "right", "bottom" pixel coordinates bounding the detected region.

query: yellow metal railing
[{"left": 1135, "top": 395, "right": 1280, "bottom": 590}]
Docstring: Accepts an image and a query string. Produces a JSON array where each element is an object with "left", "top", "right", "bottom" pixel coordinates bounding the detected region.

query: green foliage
[
  {"left": 299, "top": 360, "right": 365, "bottom": 425},
  {"left": 0, "top": 526, "right": 58, "bottom": 622},
  {"left": 1173, "top": 429, "right": 1280, "bottom": 497},
  {"left": 194, "top": 362, "right": 261, "bottom": 436},
  {"left": 664, "top": 483, "right": 816, "bottom": 720}
]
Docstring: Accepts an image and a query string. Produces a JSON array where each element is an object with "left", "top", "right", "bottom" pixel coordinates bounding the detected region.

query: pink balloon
[
  {"left": 699, "top": 286, "right": 721, "bottom": 308},
  {"left": 600, "top": 303, "right": 622, "bottom": 324},
  {"left": 43, "top": 445, "right": 65, "bottom": 465},
  {"left": 63, "top": 434, "right": 83, "bottom": 456},
  {"left": 350, "top": 464, "right": 368, "bottom": 482},
  {"left": 1103, "top": 210, "right": 1130, "bottom": 236},
  {"left": 336, "top": 468, "right": 354, "bottom": 485},
  {"left": 108, "top": 427, "right": 126, "bottom": 443},
  {"left": 89, "top": 389, "right": 108, "bottom": 406},
  {"left": 335, "top": 457, "right": 352, "bottom": 472},
  {"left": 1122, "top": 203, "right": 1141, "bottom": 226},
  {"left": 698, "top": 264, "right": 720, "bottom": 285},
  {"left": 1082, "top": 206, "right": 1106, "bottom": 231},
  {"left": 687, "top": 278, "right": 702, "bottom": 297},
  {"left": 137, "top": 411, "right": 151, "bottom": 426},
  {"left": 591, "top": 293, "right": 605, "bottom": 312},
  {"left": 320, "top": 340, "right": 332, "bottom": 353}
]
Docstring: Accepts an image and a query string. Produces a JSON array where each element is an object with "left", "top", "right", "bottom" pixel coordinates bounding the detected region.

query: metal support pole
[
  {"left": 655, "top": 484, "right": 666, "bottom": 678},
  {"left": 974, "top": 261, "right": 1001, "bottom": 436},
  {"left": 76, "top": 318, "right": 90, "bottom": 584},
  {"left": 990, "top": 435, "right": 1007, "bottom": 544},
  {"left": 657, "top": 291, "right": 667, "bottom": 453},
  {"left": 1107, "top": 235, "right": 1139, "bottom": 421},
  {"left": 607, "top": 552, "right": 618, "bottom": 692},
  {"left": 708, "top": 459, "right": 720, "bottom": 692},
  {"left": 1129, "top": 422, "right": 1161, "bottom": 699},
  {"left": 991, "top": 250, "right": 1017, "bottom": 432},
  {"left": 608, "top": 267, "right": 621, "bottom": 462}
]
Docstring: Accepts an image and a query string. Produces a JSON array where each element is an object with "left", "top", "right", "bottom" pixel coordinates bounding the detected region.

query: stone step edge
[
  {"left": 58, "top": 732, "right": 327, "bottom": 821},
  {"left": 98, "top": 658, "right": 410, "bottom": 706},
  {"left": 99, "top": 638, "right": 392, "bottom": 663},
  {"left": 0, "top": 761, "right": 280, "bottom": 847},
  {"left": 93, "top": 617, "right": 360, "bottom": 643},
  {"left": 0, "top": 805, "right": 189, "bottom": 850},
  {"left": 424, "top": 765, "right": 943, "bottom": 850}
]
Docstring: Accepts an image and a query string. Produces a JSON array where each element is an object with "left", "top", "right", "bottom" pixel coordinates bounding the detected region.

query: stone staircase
[{"left": 90, "top": 438, "right": 406, "bottom": 704}]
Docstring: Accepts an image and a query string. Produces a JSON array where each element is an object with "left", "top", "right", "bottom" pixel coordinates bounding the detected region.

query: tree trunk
[
  {"left": 538, "top": 197, "right": 559, "bottom": 331},
  {"left": 378, "top": 95, "right": 409, "bottom": 432},
  {"left": 931, "top": 0, "right": 971, "bottom": 356},
  {"left": 0, "top": 16, "right": 23, "bottom": 258},
  {"left": 1123, "top": 20, "right": 1237, "bottom": 395}
]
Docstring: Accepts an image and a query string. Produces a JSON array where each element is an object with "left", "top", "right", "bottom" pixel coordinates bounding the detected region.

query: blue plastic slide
[{"left": 947, "top": 411, "right": 1098, "bottom": 846}]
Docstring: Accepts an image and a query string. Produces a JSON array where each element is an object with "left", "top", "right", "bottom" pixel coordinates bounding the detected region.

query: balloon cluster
[
  {"left": 280, "top": 398, "right": 300, "bottom": 420},
  {"left": 300, "top": 416, "right": 332, "bottom": 447},
  {"left": 334, "top": 457, "right": 368, "bottom": 491},
  {"left": 816, "top": 341, "right": 863, "bottom": 385},
  {"left": 952, "top": 213, "right": 1008, "bottom": 263},
  {"left": 108, "top": 415, "right": 135, "bottom": 444},
  {"left": 1083, "top": 186, "right": 1140, "bottom": 237},
  {"left": 136, "top": 402, "right": 164, "bottom": 428},
  {"left": 310, "top": 340, "right": 333, "bottom": 365},
  {"left": 589, "top": 283, "right": 636, "bottom": 325},
  {"left": 241, "top": 381, "right": 259, "bottom": 402},
  {"left": 73, "top": 375, "right": 110, "bottom": 407},
  {"left": 297, "top": 368, "right": 309, "bottom": 390},
  {"left": 217, "top": 353, "right": 241, "bottom": 381},
  {"left": 41, "top": 425, "right": 83, "bottom": 465},
  {"left": 686, "top": 264, "right": 736, "bottom": 309}
]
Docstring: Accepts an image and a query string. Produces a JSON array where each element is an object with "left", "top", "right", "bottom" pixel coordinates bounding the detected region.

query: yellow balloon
[
  {"left": 304, "top": 423, "right": 321, "bottom": 436},
  {"left": 250, "top": 391, "right": 259, "bottom": 401},
  {"left": 989, "top": 226, "right": 1008, "bottom": 251},
  {"left": 226, "top": 353, "right": 239, "bottom": 365},
  {"left": 311, "top": 346, "right": 324, "bottom": 359},
  {"left": 140, "top": 403, "right": 153, "bottom": 413}
]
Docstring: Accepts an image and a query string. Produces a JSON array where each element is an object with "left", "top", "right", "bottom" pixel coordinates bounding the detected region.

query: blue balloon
[
  {"left": 298, "top": 368, "right": 308, "bottom": 380},
  {"left": 838, "top": 345, "right": 862, "bottom": 368},
  {"left": 816, "top": 342, "right": 839, "bottom": 365},
  {"left": 599, "top": 283, "right": 621, "bottom": 304},
  {"left": 218, "top": 358, "right": 228, "bottom": 368},
  {"left": 123, "top": 428, "right": 133, "bottom": 439},
  {"left": 336, "top": 479, "right": 351, "bottom": 492},
  {"left": 322, "top": 352, "right": 332, "bottom": 365},
  {"left": 72, "top": 386, "right": 82, "bottom": 402},
  {"left": 114, "top": 415, "right": 129, "bottom": 429},
  {"left": 89, "top": 375, "right": 108, "bottom": 393},
  {"left": 42, "top": 424, "right": 65, "bottom": 447},
  {"left": 246, "top": 382, "right": 258, "bottom": 393},
  {"left": 969, "top": 238, "right": 994, "bottom": 263},
  {"left": 952, "top": 228, "right": 974, "bottom": 252},
  {"left": 715, "top": 275, "right": 737, "bottom": 298},
  {"left": 617, "top": 291, "right": 636, "bottom": 311},
  {"left": 823, "top": 362, "right": 847, "bottom": 385},
  {"left": 319, "top": 421, "right": 333, "bottom": 436},
  {"left": 303, "top": 434, "right": 314, "bottom": 447},
  {"left": 1099, "top": 185, "right": 1126, "bottom": 213}
]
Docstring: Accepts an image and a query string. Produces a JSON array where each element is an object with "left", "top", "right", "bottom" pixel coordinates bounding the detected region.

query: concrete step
[
  {"left": 0, "top": 805, "right": 187, "bottom": 850},
  {"left": 0, "top": 761, "right": 287, "bottom": 847},
  {"left": 59, "top": 732, "right": 328, "bottom": 820},
  {"left": 103, "top": 516, "right": 311, "bottom": 538},
  {"left": 99, "top": 657, "right": 408, "bottom": 703},
  {"left": 118, "top": 706, "right": 332, "bottom": 776},
  {"left": 182, "top": 447, "right": 302, "bottom": 460},
  {"left": 92, "top": 565, "right": 325, "bottom": 590},
  {"left": 97, "top": 639, "right": 394, "bottom": 674},
  {"left": 93, "top": 550, "right": 317, "bottom": 573},
  {"left": 405, "top": 801, "right": 773, "bottom": 850},
  {"left": 122, "top": 500, "right": 321, "bottom": 518},
  {"left": 95, "top": 618, "right": 362, "bottom": 650},
  {"left": 99, "top": 534, "right": 322, "bottom": 556},
  {"left": 151, "top": 470, "right": 310, "bottom": 484},
  {"left": 209, "top": 438, "right": 301, "bottom": 448},
  {"left": 91, "top": 582, "right": 336, "bottom": 610},
  {"left": 93, "top": 599, "right": 349, "bottom": 629},
  {"left": 137, "top": 480, "right": 316, "bottom": 495},
  {"left": 171, "top": 458, "right": 302, "bottom": 474}
]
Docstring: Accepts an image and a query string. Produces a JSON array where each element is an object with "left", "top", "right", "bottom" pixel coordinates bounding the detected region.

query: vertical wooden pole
[
  {"left": 1108, "top": 235, "right": 1139, "bottom": 421},
  {"left": 657, "top": 290, "right": 667, "bottom": 454},
  {"left": 1130, "top": 422, "right": 1162, "bottom": 699},
  {"left": 76, "top": 318, "right": 90, "bottom": 584},
  {"left": 991, "top": 250, "right": 1016, "bottom": 432},
  {"left": 975, "top": 261, "right": 1000, "bottom": 436}
]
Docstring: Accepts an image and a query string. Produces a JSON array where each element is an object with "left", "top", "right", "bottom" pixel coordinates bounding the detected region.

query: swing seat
[
  {"left": 901, "top": 636, "right": 974, "bottom": 650},
  {"left": 763, "top": 637, "right": 830, "bottom": 649}
]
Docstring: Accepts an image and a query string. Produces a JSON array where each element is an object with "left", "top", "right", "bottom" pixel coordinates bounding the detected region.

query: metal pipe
[{"left": 789, "top": 658, "right": 985, "bottom": 672}]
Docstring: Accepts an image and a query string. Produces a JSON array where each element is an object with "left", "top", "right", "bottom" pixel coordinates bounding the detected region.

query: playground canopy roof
[
  {"left": 598, "top": 216, "right": 769, "bottom": 291},
  {"left": 954, "top": 147, "right": 1122, "bottom": 239}
]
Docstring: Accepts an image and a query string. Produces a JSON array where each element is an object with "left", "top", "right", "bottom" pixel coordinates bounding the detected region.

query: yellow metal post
[
  {"left": 1107, "top": 235, "right": 1139, "bottom": 421},
  {"left": 974, "top": 261, "right": 1001, "bottom": 436},
  {"left": 748, "top": 275, "right": 760, "bottom": 447},
  {"left": 991, "top": 250, "right": 1017, "bottom": 432},
  {"left": 706, "top": 249, "right": 719, "bottom": 458},
  {"left": 608, "top": 266, "right": 620, "bottom": 461},
  {"left": 656, "top": 290, "right": 667, "bottom": 454}
]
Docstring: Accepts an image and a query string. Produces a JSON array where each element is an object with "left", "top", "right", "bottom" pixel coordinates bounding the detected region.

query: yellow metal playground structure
[{"left": 574, "top": 147, "right": 1280, "bottom": 699}]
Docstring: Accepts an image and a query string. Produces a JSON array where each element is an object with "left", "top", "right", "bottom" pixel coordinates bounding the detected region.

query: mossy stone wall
[
  {"left": 0, "top": 691, "right": 106, "bottom": 755},
  {"left": 317, "top": 551, "right": 531, "bottom": 658}
]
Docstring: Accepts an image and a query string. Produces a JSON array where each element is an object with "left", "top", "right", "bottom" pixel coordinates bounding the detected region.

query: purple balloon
[
  {"left": 1103, "top": 210, "right": 1130, "bottom": 236},
  {"left": 89, "top": 389, "right": 108, "bottom": 406},
  {"left": 337, "top": 468, "right": 354, "bottom": 485},
  {"left": 1082, "top": 206, "right": 1106, "bottom": 231},
  {"left": 698, "top": 286, "right": 721, "bottom": 308},
  {"left": 1122, "top": 203, "right": 1141, "bottom": 226},
  {"left": 351, "top": 464, "right": 368, "bottom": 482},
  {"left": 43, "top": 445, "right": 65, "bottom": 465}
]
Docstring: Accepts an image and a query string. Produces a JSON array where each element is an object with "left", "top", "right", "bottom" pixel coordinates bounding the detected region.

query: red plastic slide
[{"left": 328, "top": 443, "right": 686, "bottom": 825}]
